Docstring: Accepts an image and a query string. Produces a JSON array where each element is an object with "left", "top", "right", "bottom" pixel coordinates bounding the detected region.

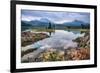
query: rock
[
  {"left": 64, "top": 48, "right": 90, "bottom": 60},
  {"left": 73, "top": 32, "right": 90, "bottom": 48},
  {"left": 21, "top": 31, "right": 90, "bottom": 62},
  {"left": 38, "top": 48, "right": 65, "bottom": 62},
  {"left": 21, "top": 48, "right": 37, "bottom": 57},
  {"left": 21, "top": 49, "right": 45, "bottom": 63},
  {"left": 21, "top": 31, "right": 49, "bottom": 46},
  {"left": 64, "top": 32, "right": 90, "bottom": 60}
]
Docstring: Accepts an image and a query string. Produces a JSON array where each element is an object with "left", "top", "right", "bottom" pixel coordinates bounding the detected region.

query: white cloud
[
  {"left": 22, "top": 15, "right": 41, "bottom": 21},
  {"left": 52, "top": 19, "right": 74, "bottom": 24},
  {"left": 21, "top": 10, "right": 90, "bottom": 23}
]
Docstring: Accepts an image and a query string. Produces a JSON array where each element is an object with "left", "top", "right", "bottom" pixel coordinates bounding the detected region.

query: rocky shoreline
[
  {"left": 21, "top": 31, "right": 49, "bottom": 46},
  {"left": 21, "top": 31, "right": 90, "bottom": 63},
  {"left": 37, "top": 32, "right": 90, "bottom": 61}
]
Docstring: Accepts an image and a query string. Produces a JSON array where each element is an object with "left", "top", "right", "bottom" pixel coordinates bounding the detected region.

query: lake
[{"left": 22, "top": 29, "right": 85, "bottom": 51}]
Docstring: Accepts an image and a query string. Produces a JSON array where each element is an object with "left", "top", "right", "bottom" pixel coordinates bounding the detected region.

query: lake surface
[{"left": 22, "top": 30, "right": 85, "bottom": 51}]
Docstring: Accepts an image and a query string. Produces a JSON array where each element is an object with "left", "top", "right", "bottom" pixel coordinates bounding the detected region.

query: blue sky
[{"left": 21, "top": 10, "right": 90, "bottom": 24}]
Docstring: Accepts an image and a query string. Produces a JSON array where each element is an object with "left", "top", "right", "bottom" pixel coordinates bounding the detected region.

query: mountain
[
  {"left": 29, "top": 20, "right": 48, "bottom": 27},
  {"left": 27, "top": 18, "right": 53, "bottom": 27},
  {"left": 39, "top": 18, "right": 50, "bottom": 23},
  {"left": 21, "top": 19, "right": 90, "bottom": 30},
  {"left": 21, "top": 21, "right": 33, "bottom": 31},
  {"left": 21, "top": 21, "right": 32, "bottom": 26},
  {"left": 63, "top": 20, "right": 87, "bottom": 27}
]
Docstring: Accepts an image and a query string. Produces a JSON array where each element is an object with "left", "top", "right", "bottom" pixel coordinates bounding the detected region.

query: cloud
[
  {"left": 53, "top": 19, "right": 73, "bottom": 24},
  {"left": 22, "top": 15, "right": 41, "bottom": 21},
  {"left": 21, "top": 10, "right": 90, "bottom": 23}
]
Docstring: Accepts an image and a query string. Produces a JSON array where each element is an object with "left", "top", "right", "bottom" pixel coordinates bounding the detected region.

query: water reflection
[{"left": 26, "top": 30, "right": 85, "bottom": 50}]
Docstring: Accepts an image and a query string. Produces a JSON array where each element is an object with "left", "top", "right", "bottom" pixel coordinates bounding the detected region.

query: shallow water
[{"left": 22, "top": 30, "right": 85, "bottom": 51}]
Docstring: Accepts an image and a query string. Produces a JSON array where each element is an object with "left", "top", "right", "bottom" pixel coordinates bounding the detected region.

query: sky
[{"left": 21, "top": 10, "right": 90, "bottom": 24}]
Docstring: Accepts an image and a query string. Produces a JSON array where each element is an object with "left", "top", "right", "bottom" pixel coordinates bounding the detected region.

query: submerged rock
[
  {"left": 73, "top": 32, "right": 90, "bottom": 48},
  {"left": 21, "top": 31, "right": 49, "bottom": 46},
  {"left": 21, "top": 31, "right": 90, "bottom": 62}
]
